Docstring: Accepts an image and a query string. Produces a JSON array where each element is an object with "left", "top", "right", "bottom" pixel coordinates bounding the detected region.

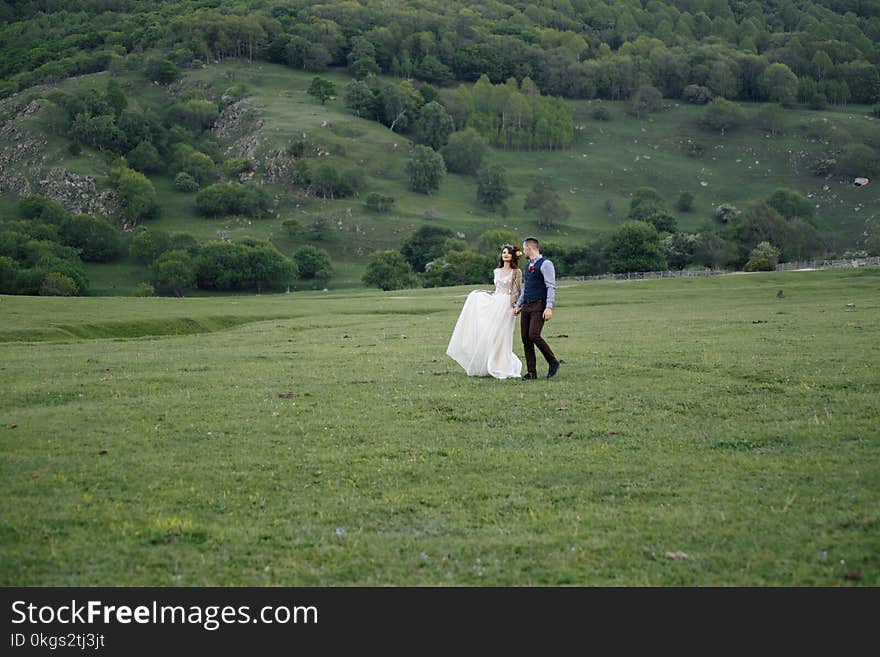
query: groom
[{"left": 514, "top": 237, "right": 561, "bottom": 380}]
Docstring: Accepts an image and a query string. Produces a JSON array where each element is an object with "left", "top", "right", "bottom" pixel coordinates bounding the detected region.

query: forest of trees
[
  {"left": 2, "top": 0, "right": 878, "bottom": 106},
  {"left": 2, "top": 1, "right": 879, "bottom": 294}
]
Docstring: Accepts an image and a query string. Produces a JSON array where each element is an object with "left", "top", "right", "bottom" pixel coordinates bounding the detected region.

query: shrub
[
  {"left": 39, "top": 272, "right": 79, "bottom": 296},
  {"left": 744, "top": 241, "right": 780, "bottom": 271},
  {"left": 174, "top": 172, "right": 200, "bottom": 192},
  {"left": 362, "top": 250, "right": 419, "bottom": 291},
  {"left": 364, "top": 192, "right": 395, "bottom": 212},
  {"left": 58, "top": 213, "right": 122, "bottom": 262},
  {"left": 294, "top": 245, "right": 333, "bottom": 284},
  {"left": 682, "top": 85, "right": 713, "bottom": 104},
  {"left": 676, "top": 192, "right": 694, "bottom": 212},
  {"left": 133, "top": 282, "right": 155, "bottom": 297},
  {"left": 422, "top": 250, "right": 491, "bottom": 287},
  {"left": 591, "top": 104, "right": 612, "bottom": 120}
]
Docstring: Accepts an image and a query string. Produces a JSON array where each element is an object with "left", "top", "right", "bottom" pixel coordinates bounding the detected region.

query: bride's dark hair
[{"left": 498, "top": 244, "right": 520, "bottom": 268}]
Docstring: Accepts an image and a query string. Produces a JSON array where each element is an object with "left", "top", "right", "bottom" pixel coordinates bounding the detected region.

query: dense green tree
[
  {"left": 39, "top": 272, "right": 79, "bottom": 296},
  {"left": 744, "top": 241, "right": 781, "bottom": 271},
  {"left": 400, "top": 225, "right": 454, "bottom": 272},
  {"left": 417, "top": 101, "right": 455, "bottom": 151},
  {"left": 699, "top": 98, "right": 746, "bottom": 133},
  {"left": 405, "top": 145, "right": 446, "bottom": 194},
  {"left": 629, "top": 85, "right": 663, "bottom": 118},
  {"left": 307, "top": 77, "right": 336, "bottom": 105},
  {"left": 422, "top": 249, "right": 491, "bottom": 287},
  {"left": 362, "top": 250, "right": 419, "bottom": 291},
  {"left": 59, "top": 214, "right": 121, "bottom": 262},
  {"left": 130, "top": 228, "right": 172, "bottom": 264},
  {"left": 167, "top": 100, "right": 219, "bottom": 132},
  {"left": 109, "top": 165, "right": 158, "bottom": 223},
  {"left": 476, "top": 229, "right": 519, "bottom": 257},
  {"left": 767, "top": 188, "right": 814, "bottom": 220},
  {"left": 762, "top": 63, "right": 799, "bottom": 105},
  {"left": 154, "top": 249, "right": 195, "bottom": 296},
  {"left": 145, "top": 58, "right": 180, "bottom": 85},
  {"left": 605, "top": 221, "right": 667, "bottom": 273},
  {"left": 476, "top": 163, "right": 511, "bottom": 211},
  {"left": 294, "top": 245, "right": 333, "bottom": 286},
  {"left": 441, "top": 128, "right": 488, "bottom": 175},
  {"left": 126, "top": 141, "right": 162, "bottom": 173}
]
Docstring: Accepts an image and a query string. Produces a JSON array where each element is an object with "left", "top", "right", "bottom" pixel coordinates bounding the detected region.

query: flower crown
[{"left": 503, "top": 243, "right": 523, "bottom": 258}]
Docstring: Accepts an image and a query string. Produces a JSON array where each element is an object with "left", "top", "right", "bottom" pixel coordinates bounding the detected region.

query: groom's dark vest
[{"left": 523, "top": 257, "right": 548, "bottom": 303}]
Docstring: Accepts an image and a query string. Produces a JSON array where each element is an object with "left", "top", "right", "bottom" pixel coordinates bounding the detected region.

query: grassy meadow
[{"left": 1, "top": 267, "right": 878, "bottom": 585}]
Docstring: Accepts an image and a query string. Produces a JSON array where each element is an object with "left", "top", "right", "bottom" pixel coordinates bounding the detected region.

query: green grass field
[
  {"left": 2, "top": 61, "right": 878, "bottom": 294},
  {"left": 1, "top": 267, "right": 878, "bottom": 585}
]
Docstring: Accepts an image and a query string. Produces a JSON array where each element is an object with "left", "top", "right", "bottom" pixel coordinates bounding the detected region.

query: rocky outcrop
[
  {"left": 36, "top": 168, "right": 121, "bottom": 218},
  {"left": 0, "top": 98, "right": 121, "bottom": 220}
]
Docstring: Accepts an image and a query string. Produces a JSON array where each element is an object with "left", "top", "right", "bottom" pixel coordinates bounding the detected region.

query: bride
[{"left": 446, "top": 244, "right": 523, "bottom": 379}]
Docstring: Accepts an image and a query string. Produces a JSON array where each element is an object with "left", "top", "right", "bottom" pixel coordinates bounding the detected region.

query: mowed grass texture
[{"left": 1, "top": 268, "right": 878, "bottom": 585}]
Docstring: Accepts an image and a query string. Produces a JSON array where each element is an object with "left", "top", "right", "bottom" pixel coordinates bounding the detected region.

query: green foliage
[
  {"left": 108, "top": 165, "right": 159, "bottom": 223},
  {"left": 194, "top": 241, "right": 296, "bottom": 293},
  {"left": 282, "top": 218, "right": 303, "bottom": 238},
  {"left": 682, "top": 85, "right": 713, "bottom": 104},
  {"left": 145, "top": 58, "right": 180, "bottom": 85},
  {"left": 70, "top": 112, "right": 122, "bottom": 151},
  {"left": 364, "top": 192, "right": 395, "bottom": 213},
  {"left": 133, "top": 282, "right": 155, "bottom": 297},
  {"left": 130, "top": 228, "right": 171, "bottom": 264},
  {"left": 405, "top": 145, "right": 446, "bottom": 194},
  {"left": 361, "top": 250, "right": 419, "bottom": 291},
  {"left": 762, "top": 63, "right": 799, "bottom": 106},
  {"left": 476, "top": 229, "right": 520, "bottom": 257},
  {"left": 173, "top": 172, "right": 200, "bottom": 192},
  {"left": 591, "top": 104, "right": 612, "bottom": 120},
  {"left": 836, "top": 144, "right": 880, "bottom": 178},
  {"left": 731, "top": 201, "right": 822, "bottom": 262},
  {"left": 476, "top": 163, "right": 511, "bottom": 211},
  {"left": 699, "top": 98, "right": 746, "bottom": 133},
  {"left": 195, "top": 183, "right": 269, "bottom": 218},
  {"left": 664, "top": 232, "right": 699, "bottom": 270},
  {"left": 629, "top": 85, "right": 663, "bottom": 118},
  {"left": 171, "top": 144, "right": 216, "bottom": 183},
  {"left": 400, "top": 226, "right": 454, "bottom": 273},
  {"left": 755, "top": 104, "right": 787, "bottom": 137},
  {"left": 126, "top": 141, "right": 162, "bottom": 174},
  {"left": 421, "top": 250, "right": 491, "bottom": 287},
  {"left": 307, "top": 77, "right": 336, "bottom": 105},
  {"left": 153, "top": 249, "right": 195, "bottom": 297},
  {"left": 167, "top": 100, "right": 219, "bottom": 132},
  {"left": 441, "top": 128, "right": 488, "bottom": 175},
  {"left": 39, "top": 272, "right": 79, "bottom": 296},
  {"left": 676, "top": 192, "right": 694, "bottom": 212},
  {"left": 417, "top": 101, "right": 455, "bottom": 151},
  {"left": 767, "top": 188, "right": 814, "bottom": 220},
  {"left": 222, "top": 158, "right": 254, "bottom": 178},
  {"left": 309, "top": 163, "right": 361, "bottom": 199},
  {"left": 524, "top": 179, "right": 570, "bottom": 229},
  {"left": 294, "top": 245, "right": 333, "bottom": 287},
  {"left": 744, "top": 241, "right": 781, "bottom": 271},
  {"left": 628, "top": 190, "right": 677, "bottom": 232},
  {"left": 605, "top": 221, "right": 667, "bottom": 273},
  {"left": 58, "top": 214, "right": 122, "bottom": 262},
  {"left": 715, "top": 203, "right": 741, "bottom": 224}
]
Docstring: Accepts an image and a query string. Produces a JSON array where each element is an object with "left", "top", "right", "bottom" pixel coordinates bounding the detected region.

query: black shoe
[
  {"left": 547, "top": 361, "right": 561, "bottom": 378},
  {"left": 522, "top": 372, "right": 537, "bottom": 380}
]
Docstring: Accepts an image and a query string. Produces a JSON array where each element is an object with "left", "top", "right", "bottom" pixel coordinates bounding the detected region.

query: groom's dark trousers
[{"left": 520, "top": 300, "right": 556, "bottom": 375}]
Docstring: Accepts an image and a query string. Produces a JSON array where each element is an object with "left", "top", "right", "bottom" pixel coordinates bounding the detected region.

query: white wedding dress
[{"left": 446, "top": 268, "right": 522, "bottom": 379}]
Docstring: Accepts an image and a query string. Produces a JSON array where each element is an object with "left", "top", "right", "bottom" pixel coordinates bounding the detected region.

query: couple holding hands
[{"left": 446, "top": 237, "right": 561, "bottom": 381}]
